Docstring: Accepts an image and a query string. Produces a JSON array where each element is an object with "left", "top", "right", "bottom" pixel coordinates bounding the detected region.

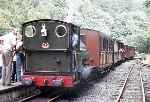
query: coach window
[
  {"left": 80, "top": 34, "right": 86, "bottom": 45},
  {"left": 104, "top": 39, "right": 106, "bottom": 50},
  {"left": 103, "top": 39, "right": 105, "bottom": 50},
  {"left": 106, "top": 39, "right": 108, "bottom": 51},
  {"left": 25, "top": 25, "right": 36, "bottom": 37},
  {"left": 100, "top": 37, "right": 103, "bottom": 51},
  {"left": 102, "top": 38, "right": 104, "bottom": 50},
  {"left": 103, "top": 38, "right": 105, "bottom": 51},
  {"left": 106, "top": 39, "right": 107, "bottom": 50},
  {"left": 103, "top": 38, "right": 106, "bottom": 51},
  {"left": 106, "top": 39, "right": 108, "bottom": 50},
  {"left": 108, "top": 40, "right": 109, "bottom": 50},
  {"left": 108, "top": 39, "right": 111, "bottom": 51},
  {"left": 108, "top": 39, "right": 109, "bottom": 50}
]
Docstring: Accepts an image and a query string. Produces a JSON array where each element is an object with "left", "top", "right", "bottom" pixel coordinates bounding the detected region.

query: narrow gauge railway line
[
  {"left": 18, "top": 92, "right": 42, "bottom": 102},
  {"left": 141, "top": 63, "right": 150, "bottom": 102},
  {"left": 54, "top": 61, "right": 137, "bottom": 102},
  {"left": 116, "top": 63, "right": 145, "bottom": 102},
  {"left": 19, "top": 89, "right": 64, "bottom": 102},
  {"left": 28, "top": 93, "right": 62, "bottom": 102}
]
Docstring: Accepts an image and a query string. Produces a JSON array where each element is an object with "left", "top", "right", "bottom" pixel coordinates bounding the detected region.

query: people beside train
[
  {"left": 15, "top": 40, "right": 23, "bottom": 81},
  {"left": 11, "top": 32, "right": 24, "bottom": 82},
  {"left": 12, "top": 54, "right": 16, "bottom": 82},
  {"left": 0, "top": 37, "right": 4, "bottom": 81},
  {"left": 72, "top": 34, "right": 79, "bottom": 48},
  {"left": 0, "top": 54, "right": 2, "bottom": 80},
  {"left": 1, "top": 25, "right": 17, "bottom": 86}
]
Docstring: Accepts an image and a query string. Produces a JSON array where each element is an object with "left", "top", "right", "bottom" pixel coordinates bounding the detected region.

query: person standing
[
  {"left": 1, "top": 25, "right": 17, "bottom": 86},
  {"left": 12, "top": 54, "right": 16, "bottom": 82},
  {"left": 15, "top": 40, "right": 23, "bottom": 81},
  {"left": 0, "top": 37, "right": 4, "bottom": 81},
  {"left": 11, "top": 31, "right": 23, "bottom": 82},
  {"left": 0, "top": 54, "right": 2, "bottom": 80}
]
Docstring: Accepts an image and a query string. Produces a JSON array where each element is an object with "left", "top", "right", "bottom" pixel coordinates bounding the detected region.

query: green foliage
[
  {"left": 135, "top": 35, "right": 150, "bottom": 53},
  {"left": 144, "top": 0, "right": 150, "bottom": 8},
  {"left": 0, "top": 0, "right": 149, "bottom": 53},
  {"left": 0, "top": 0, "right": 66, "bottom": 34}
]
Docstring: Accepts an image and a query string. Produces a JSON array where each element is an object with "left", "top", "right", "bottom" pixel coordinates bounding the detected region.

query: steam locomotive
[{"left": 21, "top": 19, "right": 135, "bottom": 88}]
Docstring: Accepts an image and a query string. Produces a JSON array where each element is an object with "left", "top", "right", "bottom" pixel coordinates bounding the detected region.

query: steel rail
[
  {"left": 47, "top": 94, "right": 62, "bottom": 102},
  {"left": 116, "top": 64, "right": 134, "bottom": 102},
  {"left": 47, "top": 89, "right": 64, "bottom": 102},
  {"left": 19, "top": 89, "right": 64, "bottom": 102},
  {"left": 18, "top": 92, "right": 41, "bottom": 102},
  {"left": 139, "top": 66, "right": 146, "bottom": 102}
]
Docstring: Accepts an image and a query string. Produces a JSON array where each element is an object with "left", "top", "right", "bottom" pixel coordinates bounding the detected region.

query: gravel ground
[{"left": 58, "top": 60, "right": 135, "bottom": 102}]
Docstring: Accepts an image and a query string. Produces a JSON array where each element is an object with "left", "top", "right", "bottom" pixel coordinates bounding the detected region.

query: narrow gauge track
[
  {"left": 18, "top": 92, "right": 41, "bottom": 102},
  {"left": 116, "top": 63, "right": 145, "bottom": 102},
  {"left": 19, "top": 89, "right": 64, "bottom": 102},
  {"left": 141, "top": 63, "right": 150, "bottom": 102}
]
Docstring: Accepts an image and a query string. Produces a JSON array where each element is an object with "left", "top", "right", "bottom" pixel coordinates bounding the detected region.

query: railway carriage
[
  {"left": 124, "top": 45, "right": 129, "bottom": 59},
  {"left": 113, "top": 40, "right": 120, "bottom": 64},
  {"left": 113, "top": 40, "right": 126, "bottom": 64},
  {"left": 125, "top": 46, "right": 135, "bottom": 59},
  {"left": 118, "top": 41, "right": 126, "bottom": 61},
  {"left": 80, "top": 29, "right": 113, "bottom": 72},
  {"left": 129, "top": 46, "right": 135, "bottom": 59}
]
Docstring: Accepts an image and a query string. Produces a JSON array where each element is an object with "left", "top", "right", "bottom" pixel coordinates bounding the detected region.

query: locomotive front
[{"left": 21, "top": 19, "right": 80, "bottom": 87}]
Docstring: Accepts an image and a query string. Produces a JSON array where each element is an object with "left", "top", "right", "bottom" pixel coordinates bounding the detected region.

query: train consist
[{"left": 21, "top": 19, "right": 135, "bottom": 88}]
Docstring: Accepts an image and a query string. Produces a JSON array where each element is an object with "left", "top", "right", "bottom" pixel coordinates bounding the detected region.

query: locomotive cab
[{"left": 21, "top": 19, "right": 80, "bottom": 87}]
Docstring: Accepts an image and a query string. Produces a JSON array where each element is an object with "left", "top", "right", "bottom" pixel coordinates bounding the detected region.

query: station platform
[
  {"left": 0, "top": 81, "right": 22, "bottom": 92},
  {"left": 0, "top": 80, "right": 38, "bottom": 102}
]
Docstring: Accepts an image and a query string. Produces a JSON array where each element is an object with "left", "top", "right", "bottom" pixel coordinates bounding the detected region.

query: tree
[
  {"left": 0, "top": 0, "right": 149, "bottom": 53},
  {"left": 0, "top": 0, "right": 66, "bottom": 34}
]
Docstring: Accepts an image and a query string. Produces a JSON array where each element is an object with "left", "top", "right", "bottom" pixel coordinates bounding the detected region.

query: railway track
[
  {"left": 18, "top": 92, "right": 42, "bottom": 102},
  {"left": 19, "top": 89, "right": 64, "bottom": 102},
  {"left": 116, "top": 63, "right": 145, "bottom": 102},
  {"left": 141, "top": 63, "right": 150, "bottom": 102}
]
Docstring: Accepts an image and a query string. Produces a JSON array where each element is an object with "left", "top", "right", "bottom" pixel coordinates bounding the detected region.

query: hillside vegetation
[{"left": 0, "top": 0, "right": 150, "bottom": 53}]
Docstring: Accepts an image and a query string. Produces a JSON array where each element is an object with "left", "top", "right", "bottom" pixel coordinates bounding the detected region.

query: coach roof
[{"left": 81, "top": 28, "right": 111, "bottom": 39}]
